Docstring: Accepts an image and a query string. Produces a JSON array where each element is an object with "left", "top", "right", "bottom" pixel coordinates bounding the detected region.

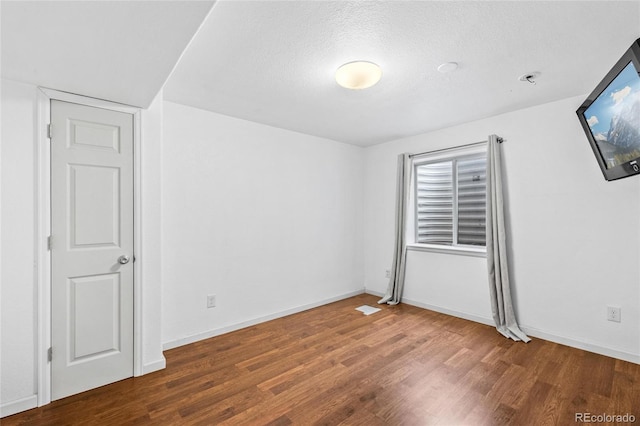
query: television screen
[
  {"left": 577, "top": 38, "right": 640, "bottom": 181},
  {"left": 582, "top": 61, "right": 640, "bottom": 170}
]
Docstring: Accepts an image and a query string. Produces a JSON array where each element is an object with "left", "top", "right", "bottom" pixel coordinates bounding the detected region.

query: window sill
[{"left": 406, "top": 243, "right": 486, "bottom": 258}]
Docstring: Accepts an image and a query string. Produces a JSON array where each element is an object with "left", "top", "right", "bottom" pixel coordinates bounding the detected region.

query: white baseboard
[
  {"left": 1, "top": 394, "right": 38, "bottom": 418},
  {"left": 162, "top": 289, "right": 365, "bottom": 351},
  {"left": 521, "top": 325, "right": 640, "bottom": 365},
  {"left": 364, "top": 289, "right": 639, "bottom": 365},
  {"left": 402, "top": 297, "right": 495, "bottom": 327},
  {"left": 366, "top": 289, "right": 495, "bottom": 327},
  {"left": 141, "top": 356, "right": 167, "bottom": 375}
]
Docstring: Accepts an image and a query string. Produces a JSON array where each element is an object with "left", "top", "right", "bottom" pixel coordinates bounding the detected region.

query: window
[{"left": 412, "top": 145, "right": 487, "bottom": 251}]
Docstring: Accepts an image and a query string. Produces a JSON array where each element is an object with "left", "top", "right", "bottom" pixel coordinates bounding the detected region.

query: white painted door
[{"left": 50, "top": 100, "right": 134, "bottom": 400}]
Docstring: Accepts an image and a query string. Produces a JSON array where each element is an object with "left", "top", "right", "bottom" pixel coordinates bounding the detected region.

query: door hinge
[
  {"left": 47, "top": 124, "right": 52, "bottom": 139},
  {"left": 47, "top": 235, "right": 52, "bottom": 250},
  {"left": 48, "top": 347, "right": 52, "bottom": 362}
]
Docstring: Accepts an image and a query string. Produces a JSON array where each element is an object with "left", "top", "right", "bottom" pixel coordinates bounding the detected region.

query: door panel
[
  {"left": 70, "top": 273, "right": 121, "bottom": 360},
  {"left": 51, "top": 100, "right": 134, "bottom": 401},
  {"left": 69, "top": 164, "right": 120, "bottom": 248},
  {"left": 69, "top": 119, "right": 121, "bottom": 152}
]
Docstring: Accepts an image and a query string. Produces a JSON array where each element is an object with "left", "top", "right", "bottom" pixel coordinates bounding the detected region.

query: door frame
[{"left": 36, "top": 88, "right": 144, "bottom": 406}]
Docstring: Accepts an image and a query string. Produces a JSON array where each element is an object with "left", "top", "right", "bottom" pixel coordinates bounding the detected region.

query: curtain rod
[{"left": 408, "top": 136, "right": 503, "bottom": 159}]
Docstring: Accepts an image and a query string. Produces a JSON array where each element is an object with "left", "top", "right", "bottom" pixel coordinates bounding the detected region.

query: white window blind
[
  {"left": 456, "top": 156, "right": 487, "bottom": 245},
  {"left": 415, "top": 153, "right": 486, "bottom": 247},
  {"left": 415, "top": 161, "right": 454, "bottom": 244}
]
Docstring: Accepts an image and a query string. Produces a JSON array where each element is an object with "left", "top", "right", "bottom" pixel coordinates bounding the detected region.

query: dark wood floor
[{"left": 4, "top": 293, "right": 639, "bottom": 425}]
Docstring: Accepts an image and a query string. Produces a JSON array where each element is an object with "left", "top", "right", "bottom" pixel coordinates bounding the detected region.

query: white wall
[
  {"left": 364, "top": 95, "right": 640, "bottom": 362},
  {"left": 161, "top": 101, "right": 364, "bottom": 348},
  {"left": 0, "top": 79, "right": 165, "bottom": 416},
  {"left": 139, "top": 91, "right": 166, "bottom": 373},
  {"left": 1, "top": 79, "right": 38, "bottom": 413}
]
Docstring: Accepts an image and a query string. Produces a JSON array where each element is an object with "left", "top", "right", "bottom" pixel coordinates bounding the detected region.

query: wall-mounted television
[{"left": 577, "top": 38, "right": 640, "bottom": 181}]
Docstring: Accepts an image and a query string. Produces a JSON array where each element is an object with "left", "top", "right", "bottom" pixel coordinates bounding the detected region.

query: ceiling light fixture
[{"left": 335, "top": 61, "right": 382, "bottom": 90}]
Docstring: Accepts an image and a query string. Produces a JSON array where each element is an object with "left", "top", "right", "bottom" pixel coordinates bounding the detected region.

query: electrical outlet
[
  {"left": 385, "top": 269, "right": 391, "bottom": 278},
  {"left": 607, "top": 306, "right": 621, "bottom": 323},
  {"left": 207, "top": 294, "right": 216, "bottom": 308}
]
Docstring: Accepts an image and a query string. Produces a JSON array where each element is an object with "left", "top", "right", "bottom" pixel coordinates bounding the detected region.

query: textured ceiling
[
  {"left": 164, "top": 1, "right": 640, "bottom": 146},
  {"left": 2, "top": 1, "right": 638, "bottom": 145},
  {"left": 1, "top": 0, "right": 214, "bottom": 108}
]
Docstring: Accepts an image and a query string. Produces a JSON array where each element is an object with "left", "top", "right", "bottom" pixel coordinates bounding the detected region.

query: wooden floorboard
[{"left": 4, "top": 293, "right": 640, "bottom": 425}]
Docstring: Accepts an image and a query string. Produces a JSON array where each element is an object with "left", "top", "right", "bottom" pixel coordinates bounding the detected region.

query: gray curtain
[
  {"left": 486, "top": 135, "right": 530, "bottom": 342},
  {"left": 379, "top": 153, "right": 411, "bottom": 305}
]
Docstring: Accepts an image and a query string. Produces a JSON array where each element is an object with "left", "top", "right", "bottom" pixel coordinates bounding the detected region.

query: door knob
[{"left": 118, "top": 255, "right": 130, "bottom": 265}]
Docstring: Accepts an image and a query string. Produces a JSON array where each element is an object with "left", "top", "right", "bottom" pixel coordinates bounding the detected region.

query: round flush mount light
[
  {"left": 437, "top": 62, "right": 458, "bottom": 73},
  {"left": 335, "top": 61, "right": 382, "bottom": 90}
]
